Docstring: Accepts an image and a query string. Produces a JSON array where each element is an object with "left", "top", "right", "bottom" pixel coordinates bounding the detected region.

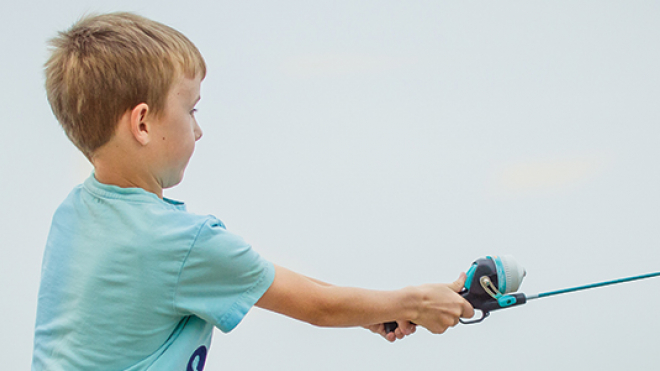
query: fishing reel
[
  {"left": 460, "top": 255, "right": 527, "bottom": 324},
  {"left": 384, "top": 255, "right": 527, "bottom": 333}
]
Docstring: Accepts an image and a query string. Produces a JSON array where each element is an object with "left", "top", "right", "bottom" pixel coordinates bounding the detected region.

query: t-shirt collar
[{"left": 83, "top": 173, "right": 186, "bottom": 209}]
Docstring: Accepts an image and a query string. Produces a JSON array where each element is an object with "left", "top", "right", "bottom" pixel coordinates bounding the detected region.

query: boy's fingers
[
  {"left": 461, "top": 298, "right": 475, "bottom": 319},
  {"left": 449, "top": 272, "right": 474, "bottom": 318},
  {"left": 396, "top": 320, "right": 415, "bottom": 336},
  {"left": 365, "top": 323, "right": 402, "bottom": 342},
  {"left": 449, "top": 272, "right": 467, "bottom": 292},
  {"left": 368, "top": 323, "right": 384, "bottom": 335}
]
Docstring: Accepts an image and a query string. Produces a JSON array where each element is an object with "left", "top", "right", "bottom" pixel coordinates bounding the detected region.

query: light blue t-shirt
[{"left": 32, "top": 175, "right": 275, "bottom": 370}]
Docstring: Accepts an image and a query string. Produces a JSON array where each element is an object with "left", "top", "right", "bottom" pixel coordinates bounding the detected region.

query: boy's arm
[
  {"left": 289, "top": 272, "right": 418, "bottom": 341},
  {"left": 255, "top": 265, "right": 474, "bottom": 341}
]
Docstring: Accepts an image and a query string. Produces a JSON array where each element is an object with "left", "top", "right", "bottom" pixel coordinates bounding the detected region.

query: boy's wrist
[{"left": 397, "top": 286, "right": 423, "bottom": 323}]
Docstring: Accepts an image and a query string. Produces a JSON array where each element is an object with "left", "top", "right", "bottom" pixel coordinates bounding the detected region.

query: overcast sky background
[{"left": 2, "top": 1, "right": 659, "bottom": 370}]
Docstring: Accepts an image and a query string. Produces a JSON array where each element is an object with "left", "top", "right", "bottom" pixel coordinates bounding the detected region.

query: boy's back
[{"left": 33, "top": 175, "right": 273, "bottom": 370}]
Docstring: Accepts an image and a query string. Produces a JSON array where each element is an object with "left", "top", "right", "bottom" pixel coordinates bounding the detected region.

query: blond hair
[{"left": 45, "top": 12, "right": 206, "bottom": 159}]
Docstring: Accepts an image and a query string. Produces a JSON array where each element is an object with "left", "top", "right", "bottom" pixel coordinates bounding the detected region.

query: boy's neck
[{"left": 93, "top": 157, "right": 164, "bottom": 199}]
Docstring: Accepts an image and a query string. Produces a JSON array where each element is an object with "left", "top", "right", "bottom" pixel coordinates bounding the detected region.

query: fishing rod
[
  {"left": 385, "top": 255, "right": 660, "bottom": 332},
  {"left": 526, "top": 271, "right": 660, "bottom": 301}
]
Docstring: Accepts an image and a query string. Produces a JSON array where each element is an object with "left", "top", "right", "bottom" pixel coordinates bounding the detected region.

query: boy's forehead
[{"left": 171, "top": 74, "right": 202, "bottom": 100}]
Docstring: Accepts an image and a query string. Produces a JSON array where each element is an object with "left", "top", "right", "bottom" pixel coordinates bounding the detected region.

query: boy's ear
[{"left": 129, "top": 103, "right": 152, "bottom": 146}]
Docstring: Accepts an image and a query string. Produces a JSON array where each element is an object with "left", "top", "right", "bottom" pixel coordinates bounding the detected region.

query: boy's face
[{"left": 150, "top": 74, "right": 203, "bottom": 189}]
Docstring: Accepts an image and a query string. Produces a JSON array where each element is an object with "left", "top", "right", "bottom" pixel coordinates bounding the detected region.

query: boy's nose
[{"left": 194, "top": 122, "right": 203, "bottom": 141}]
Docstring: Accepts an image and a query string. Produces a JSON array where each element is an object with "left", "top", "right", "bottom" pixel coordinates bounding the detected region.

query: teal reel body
[{"left": 460, "top": 255, "right": 527, "bottom": 324}]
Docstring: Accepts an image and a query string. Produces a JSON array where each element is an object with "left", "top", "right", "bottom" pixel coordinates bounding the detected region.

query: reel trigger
[{"left": 459, "top": 309, "right": 490, "bottom": 324}]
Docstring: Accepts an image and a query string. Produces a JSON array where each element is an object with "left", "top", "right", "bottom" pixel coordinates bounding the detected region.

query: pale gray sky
[{"left": 2, "top": 1, "right": 659, "bottom": 370}]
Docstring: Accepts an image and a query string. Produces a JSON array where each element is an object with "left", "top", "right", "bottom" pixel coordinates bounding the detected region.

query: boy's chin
[{"left": 162, "top": 171, "right": 186, "bottom": 189}]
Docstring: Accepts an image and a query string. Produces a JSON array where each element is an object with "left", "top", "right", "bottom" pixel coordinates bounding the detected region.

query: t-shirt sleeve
[{"left": 174, "top": 218, "right": 275, "bottom": 333}]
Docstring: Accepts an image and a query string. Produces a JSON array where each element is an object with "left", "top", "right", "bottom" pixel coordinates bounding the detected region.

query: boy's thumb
[{"left": 449, "top": 272, "right": 467, "bottom": 292}]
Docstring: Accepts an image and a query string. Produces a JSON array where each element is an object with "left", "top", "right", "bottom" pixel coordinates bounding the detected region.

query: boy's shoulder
[{"left": 52, "top": 174, "right": 224, "bottom": 251}]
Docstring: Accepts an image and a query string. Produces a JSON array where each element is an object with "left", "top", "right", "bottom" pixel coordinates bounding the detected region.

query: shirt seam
[
  {"left": 172, "top": 218, "right": 213, "bottom": 316},
  {"left": 217, "top": 261, "right": 272, "bottom": 330}
]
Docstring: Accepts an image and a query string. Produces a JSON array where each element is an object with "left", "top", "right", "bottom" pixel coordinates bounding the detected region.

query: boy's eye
[{"left": 190, "top": 108, "right": 198, "bottom": 115}]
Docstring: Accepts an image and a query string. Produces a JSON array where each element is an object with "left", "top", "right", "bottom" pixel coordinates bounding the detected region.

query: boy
[{"left": 33, "top": 12, "right": 474, "bottom": 370}]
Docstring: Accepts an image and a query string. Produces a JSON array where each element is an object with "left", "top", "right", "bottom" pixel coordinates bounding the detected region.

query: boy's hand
[
  {"left": 410, "top": 273, "right": 474, "bottom": 334},
  {"left": 362, "top": 321, "right": 417, "bottom": 342},
  {"left": 364, "top": 273, "right": 473, "bottom": 341}
]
